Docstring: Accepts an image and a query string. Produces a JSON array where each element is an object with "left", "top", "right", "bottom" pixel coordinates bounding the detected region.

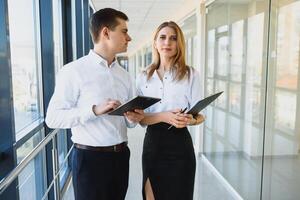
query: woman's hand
[
  {"left": 182, "top": 113, "right": 205, "bottom": 125},
  {"left": 162, "top": 109, "right": 189, "bottom": 128}
]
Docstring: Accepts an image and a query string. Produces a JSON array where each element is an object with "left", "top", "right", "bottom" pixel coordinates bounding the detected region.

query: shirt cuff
[
  {"left": 80, "top": 104, "right": 98, "bottom": 124},
  {"left": 125, "top": 117, "right": 137, "bottom": 128}
]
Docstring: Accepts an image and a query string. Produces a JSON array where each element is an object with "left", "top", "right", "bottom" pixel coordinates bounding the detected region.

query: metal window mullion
[{"left": 52, "top": 136, "right": 60, "bottom": 200}]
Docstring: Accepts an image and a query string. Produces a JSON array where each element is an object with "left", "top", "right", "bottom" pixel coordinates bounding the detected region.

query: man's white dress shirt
[
  {"left": 46, "top": 50, "right": 134, "bottom": 147},
  {"left": 137, "top": 67, "right": 201, "bottom": 113}
]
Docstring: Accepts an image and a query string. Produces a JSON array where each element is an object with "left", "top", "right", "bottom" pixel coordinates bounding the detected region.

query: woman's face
[{"left": 155, "top": 26, "right": 178, "bottom": 59}]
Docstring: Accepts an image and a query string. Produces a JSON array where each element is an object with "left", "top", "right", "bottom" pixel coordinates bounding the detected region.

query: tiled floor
[
  {"left": 63, "top": 126, "right": 300, "bottom": 200},
  {"left": 62, "top": 126, "right": 234, "bottom": 200},
  {"left": 205, "top": 152, "right": 300, "bottom": 200}
]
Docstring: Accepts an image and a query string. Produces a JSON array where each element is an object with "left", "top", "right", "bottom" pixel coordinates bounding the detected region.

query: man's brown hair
[{"left": 89, "top": 8, "right": 128, "bottom": 43}]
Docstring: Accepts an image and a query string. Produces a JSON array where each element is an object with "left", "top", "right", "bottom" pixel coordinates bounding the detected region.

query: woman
[{"left": 137, "top": 21, "right": 205, "bottom": 200}]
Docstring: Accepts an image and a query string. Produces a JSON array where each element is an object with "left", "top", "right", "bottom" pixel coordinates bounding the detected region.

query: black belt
[{"left": 74, "top": 142, "right": 127, "bottom": 152}]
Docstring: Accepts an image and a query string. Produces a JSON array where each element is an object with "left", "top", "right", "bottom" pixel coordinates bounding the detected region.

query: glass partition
[
  {"left": 262, "top": 1, "right": 300, "bottom": 199},
  {"left": 204, "top": 1, "right": 270, "bottom": 199},
  {"left": 204, "top": 0, "right": 300, "bottom": 199},
  {"left": 181, "top": 14, "right": 199, "bottom": 145}
]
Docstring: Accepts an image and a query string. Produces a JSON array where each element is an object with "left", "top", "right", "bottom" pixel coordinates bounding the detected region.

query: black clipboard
[
  {"left": 108, "top": 95, "right": 161, "bottom": 116},
  {"left": 187, "top": 91, "right": 223, "bottom": 116}
]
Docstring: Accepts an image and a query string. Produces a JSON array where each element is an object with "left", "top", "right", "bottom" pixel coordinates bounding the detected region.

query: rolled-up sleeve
[{"left": 45, "top": 67, "right": 97, "bottom": 129}]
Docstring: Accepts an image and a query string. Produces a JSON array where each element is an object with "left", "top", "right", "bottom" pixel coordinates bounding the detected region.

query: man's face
[{"left": 108, "top": 18, "right": 132, "bottom": 54}]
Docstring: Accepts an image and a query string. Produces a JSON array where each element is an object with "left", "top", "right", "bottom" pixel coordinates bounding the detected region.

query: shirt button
[{"left": 160, "top": 87, "right": 162, "bottom": 89}]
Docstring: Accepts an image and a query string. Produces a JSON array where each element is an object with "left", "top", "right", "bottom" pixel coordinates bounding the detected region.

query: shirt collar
[
  {"left": 154, "top": 69, "right": 172, "bottom": 80},
  {"left": 88, "top": 50, "right": 118, "bottom": 68}
]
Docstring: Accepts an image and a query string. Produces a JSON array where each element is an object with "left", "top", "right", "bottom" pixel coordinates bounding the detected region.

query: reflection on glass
[
  {"left": 192, "top": 36, "right": 198, "bottom": 66},
  {"left": 217, "top": 35, "right": 229, "bottom": 77},
  {"left": 274, "top": 90, "right": 296, "bottom": 131},
  {"left": 246, "top": 13, "right": 264, "bottom": 86},
  {"left": 250, "top": 87, "right": 261, "bottom": 124},
  {"left": 206, "top": 79, "right": 214, "bottom": 95},
  {"left": 181, "top": 14, "right": 197, "bottom": 145},
  {"left": 207, "top": 30, "right": 215, "bottom": 78},
  {"left": 229, "top": 83, "right": 241, "bottom": 115},
  {"left": 53, "top": 0, "right": 64, "bottom": 73},
  {"left": 205, "top": 106, "right": 213, "bottom": 130},
  {"left": 57, "top": 130, "right": 69, "bottom": 186},
  {"left": 215, "top": 109, "right": 226, "bottom": 137},
  {"left": 231, "top": 20, "right": 244, "bottom": 82},
  {"left": 275, "top": 3, "right": 299, "bottom": 90},
  {"left": 7, "top": 0, "right": 42, "bottom": 133},
  {"left": 228, "top": 115, "right": 240, "bottom": 149},
  {"left": 204, "top": 1, "right": 267, "bottom": 199},
  {"left": 263, "top": 2, "right": 300, "bottom": 199},
  {"left": 16, "top": 130, "right": 45, "bottom": 200},
  {"left": 216, "top": 80, "right": 227, "bottom": 109}
]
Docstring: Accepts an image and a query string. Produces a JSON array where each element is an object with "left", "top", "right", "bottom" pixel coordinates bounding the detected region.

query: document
[
  {"left": 168, "top": 91, "right": 223, "bottom": 129},
  {"left": 108, "top": 95, "right": 161, "bottom": 116},
  {"left": 187, "top": 91, "right": 223, "bottom": 116}
]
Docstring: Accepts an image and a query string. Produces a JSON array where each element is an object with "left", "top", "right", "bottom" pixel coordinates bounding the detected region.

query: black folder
[
  {"left": 187, "top": 91, "right": 223, "bottom": 116},
  {"left": 108, "top": 95, "right": 161, "bottom": 116}
]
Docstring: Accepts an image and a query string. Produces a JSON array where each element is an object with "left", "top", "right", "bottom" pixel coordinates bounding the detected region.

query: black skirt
[{"left": 142, "top": 123, "right": 196, "bottom": 200}]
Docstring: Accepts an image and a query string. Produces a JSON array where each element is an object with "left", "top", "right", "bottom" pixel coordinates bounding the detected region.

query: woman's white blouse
[{"left": 136, "top": 68, "right": 201, "bottom": 113}]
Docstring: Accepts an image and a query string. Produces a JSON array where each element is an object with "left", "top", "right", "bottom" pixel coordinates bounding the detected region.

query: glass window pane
[
  {"left": 53, "top": 0, "right": 64, "bottom": 73},
  {"left": 229, "top": 83, "right": 241, "bottom": 115},
  {"left": 57, "top": 130, "right": 69, "bottom": 186},
  {"left": 246, "top": 13, "right": 264, "bottom": 86},
  {"left": 16, "top": 130, "right": 46, "bottom": 200},
  {"left": 207, "top": 29, "right": 215, "bottom": 78},
  {"left": 275, "top": 3, "right": 299, "bottom": 90},
  {"left": 274, "top": 90, "right": 296, "bottom": 131},
  {"left": 204, "top": 1, "right": 268, "bottom": 199},
  {"left": 230, "top": 20, "right": 244, "bottom": 82},
  {"left": 263, "top": 2, "right": 300, "bottom": 199},
  {"left": 7, "top": 0, "right": 42, "bottom": 133},
  {"left": 217, "top": 34, "right": 229, "bottom": 77},
  {"left": 215, "top": 80, "right": 228, "bottom": 109}
]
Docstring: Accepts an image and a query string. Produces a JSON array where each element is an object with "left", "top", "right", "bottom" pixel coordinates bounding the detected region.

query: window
[{"left": 7, "top": 0, "right": 43, "bottom": 136}]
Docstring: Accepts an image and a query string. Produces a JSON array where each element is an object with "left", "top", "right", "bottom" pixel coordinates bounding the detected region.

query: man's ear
[{"left": 101, "top": 27, "right": 110, "bottom": 40}]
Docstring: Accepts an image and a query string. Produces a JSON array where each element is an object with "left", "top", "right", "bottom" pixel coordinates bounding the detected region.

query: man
[{"left": 46, "top": 8, "right": 144, "bottom": 200}]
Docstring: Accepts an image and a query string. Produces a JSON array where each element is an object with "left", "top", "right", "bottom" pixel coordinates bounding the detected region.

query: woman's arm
[
  {"left": 139, "top": 112, "right": 167, "bottom": 126},
  {"left": 140, "top": 109, "right": 189, "bottom": 128}
]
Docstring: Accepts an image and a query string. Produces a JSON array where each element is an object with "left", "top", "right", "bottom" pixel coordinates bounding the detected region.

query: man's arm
[{"left": 45, "top": 68, "right": 97, "bottom": 129}]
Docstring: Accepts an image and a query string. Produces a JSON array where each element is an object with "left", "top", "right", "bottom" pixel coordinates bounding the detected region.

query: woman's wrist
[
  {"left": 158, "top": 112, "right": 168, "bottom": 123},
  {"left": 188, "top": 116, "right": 197, "bottom": 125}
]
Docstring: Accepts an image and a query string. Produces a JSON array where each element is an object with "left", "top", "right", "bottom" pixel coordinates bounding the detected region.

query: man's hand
[
  {"left": 124, "top": 109, "right": 144, "bottom": 123},
  {"left": 93, "top": 99, "right": 121, "bottom": 116}
]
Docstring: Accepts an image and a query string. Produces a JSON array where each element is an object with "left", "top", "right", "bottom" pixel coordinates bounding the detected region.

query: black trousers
[{"left": 72, "top": 146, "right": 130, "bottom": 200}]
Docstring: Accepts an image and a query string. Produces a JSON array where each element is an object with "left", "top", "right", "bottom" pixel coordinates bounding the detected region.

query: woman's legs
[{"left": 145, "top": 178, "right": 155, "bottom": 200}]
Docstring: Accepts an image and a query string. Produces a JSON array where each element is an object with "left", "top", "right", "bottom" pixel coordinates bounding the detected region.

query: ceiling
[{"left": 91, "top": 0, "right": 199, "bottom": 56}]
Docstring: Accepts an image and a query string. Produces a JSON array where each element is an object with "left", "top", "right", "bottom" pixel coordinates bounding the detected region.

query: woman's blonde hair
[{"left": 146, "top": 21, "right": 190, "bottom": 81}]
